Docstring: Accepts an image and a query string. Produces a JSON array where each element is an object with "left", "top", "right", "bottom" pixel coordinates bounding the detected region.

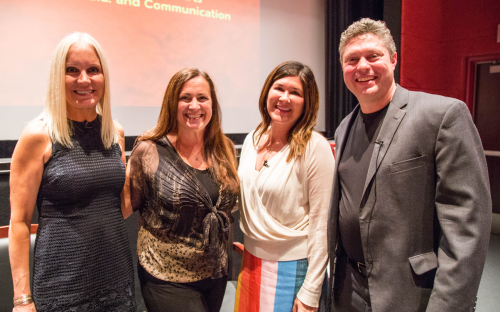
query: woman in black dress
[
  {"left": 9, "top": 33, "right": 135, "bottom": 311},
  {"left": 123, "top": 68, "right": 239, "bottom": 312}
]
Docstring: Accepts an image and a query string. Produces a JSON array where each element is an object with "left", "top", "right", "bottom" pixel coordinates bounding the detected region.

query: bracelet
[{"left": 13, "top": 295, "right": 33, "bottom": 307}]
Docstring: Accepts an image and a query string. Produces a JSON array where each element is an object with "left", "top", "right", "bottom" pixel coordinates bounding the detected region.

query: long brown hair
[
  {"left": 253, "top": 61, "right": 319, "bottom": 161},
  {"left": 137, "top": 68, "right": 239, "bottom": 193}
]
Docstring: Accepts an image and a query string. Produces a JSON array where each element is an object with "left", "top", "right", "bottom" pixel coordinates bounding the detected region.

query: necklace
[
  {"left": 174, "top": 139, "right": 205, "bottom": 164},
  {"left": 263, "top": 146, "right": 277, "bottom": 159},
  {"left": 259, "top": 130, "right": 287, "bottom": 169},
  {"left": 259, "top": 142, "right": 283, "bottom": 169}
]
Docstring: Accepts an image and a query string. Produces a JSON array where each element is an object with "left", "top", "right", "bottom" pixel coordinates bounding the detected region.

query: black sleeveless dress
[{"left": 32, "top": 118, "right": 136, "bottom": 311}]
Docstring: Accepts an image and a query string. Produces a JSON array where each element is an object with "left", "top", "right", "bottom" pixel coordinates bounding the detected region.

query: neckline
[
  {"left": 70, "top": 116, "right": 99, "bottom": 125},
  {"left": 254, "top": 143, "right": 288, "bottom": 172},
  {"left": 359, "top": 103, "right": 389, "bottom": 121},
  {"left": 164, "top": 136, "right": 210, "bottom": 171},
  {"left": 194, "top": 167, "right": 210, "bottom": 173},
  {"left": 160, "top": 136, "right": 220, "bottom": 208}
]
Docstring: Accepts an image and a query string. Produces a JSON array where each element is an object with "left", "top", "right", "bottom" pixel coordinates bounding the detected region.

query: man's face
[{"left": 341, "top": 33, "right": 397, "bottom": 107}]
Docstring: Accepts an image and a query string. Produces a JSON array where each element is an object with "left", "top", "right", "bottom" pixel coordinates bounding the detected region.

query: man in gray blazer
[{"left": 327, "top": 18, "right": 492, "bottom": 312}]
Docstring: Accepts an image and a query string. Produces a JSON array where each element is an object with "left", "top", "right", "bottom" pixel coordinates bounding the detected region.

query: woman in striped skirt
[{"left": 235, "top": 61, "right": 335, "bottom": 312}]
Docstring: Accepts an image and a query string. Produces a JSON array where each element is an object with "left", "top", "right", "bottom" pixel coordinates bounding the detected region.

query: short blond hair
[
  {"left": 339, "top": 18, "right": 396, "bottom": 62},
  {"left": 41, "top": 32, "right": 118, "bottom": 148}
]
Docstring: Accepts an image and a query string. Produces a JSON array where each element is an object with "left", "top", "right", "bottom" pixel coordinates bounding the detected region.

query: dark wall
[
  {"left": 0, "top": 173, "right": 39, "bottom": 227},
  {"left": 0, "top": 141, "right": 17, "bottom": 160},
  {"left": 487, "top": 157, "right": 500, "bottom": 214},
  {"left": 0, "top": 174, "right": 10, "bottom": 226}
]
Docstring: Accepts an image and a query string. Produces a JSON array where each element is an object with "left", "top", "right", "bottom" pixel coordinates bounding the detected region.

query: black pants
[
  {"left": 334, "top": 256, "right": 372, "bottom": 312},
  {"left": 138, "top": 264, "right": 228, "bottom": 312}
]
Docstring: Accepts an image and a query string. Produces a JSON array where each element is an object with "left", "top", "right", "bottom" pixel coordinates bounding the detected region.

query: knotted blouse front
[{"left": 128, "top": 138, "right": 236, "bottom": 282}]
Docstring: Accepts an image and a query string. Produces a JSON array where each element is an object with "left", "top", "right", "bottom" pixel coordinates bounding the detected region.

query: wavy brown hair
[
  {"left": 253, "top": 61, "right": 319, "bottom": 162},
  {"left": 137, "top": 68, "right": 239, "bottom": 193}
]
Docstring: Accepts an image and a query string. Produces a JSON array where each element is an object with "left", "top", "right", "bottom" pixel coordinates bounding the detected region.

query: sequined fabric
[
  {"left": 33, "top": 118, "right": 136, "bottom": 311},
  {"left": 128, "top": 138, "right": 237, "bottom": 283}
]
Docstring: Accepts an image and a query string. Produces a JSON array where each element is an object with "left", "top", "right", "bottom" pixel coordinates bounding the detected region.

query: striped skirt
[{"left": 235, "top": 249, "right": 327, "bottom": 312}]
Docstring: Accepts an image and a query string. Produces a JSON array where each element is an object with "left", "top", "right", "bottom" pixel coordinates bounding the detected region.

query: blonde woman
[
  {"left": 235, "top": 61, "right": 334, "bottom": 312},
  {"left": 9, "top": 33, "right": 135, "bottom": 311}
]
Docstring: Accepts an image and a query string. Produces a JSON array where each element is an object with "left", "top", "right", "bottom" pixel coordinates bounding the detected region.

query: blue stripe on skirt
[{"left": 273, "top": 259, "right": 308, "bottom": 312}]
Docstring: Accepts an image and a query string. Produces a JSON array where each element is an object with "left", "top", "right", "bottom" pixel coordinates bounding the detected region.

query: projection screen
[{"left": 0, "top": 0, "right": 325, "bottom": 141}]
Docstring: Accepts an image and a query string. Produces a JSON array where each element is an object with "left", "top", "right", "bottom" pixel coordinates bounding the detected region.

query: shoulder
[
  {"left": 13, "top": 120, "right": 51, "bottom": 163},
  {"left": 335, "top": 105, "right": 359, "bottom": 141},
  {"left": 19, "top": 120, "right": 50, "bottom": 146},
  {"left": 307, "top": 131, "right": 326, "bottom": 149},
  {"left": 408, "top": 90, "right": 464, "bottom": 110},
  {"left": 241, "top": 130, "right": 256, "bottom": 150},
  {"left": 131, "top": 139, "right": 156, "bottom": 158},
  {"left": 244, "top": 130, "right": 255, "bottom": 143},
  {"left": 310, "top": 131, "right": 328, "bottom": 143},
  {"left": 113, "top": 120, "right": 125, "bottom": 138},
  {"left": 406, "top": 90, "right": 469, "bottom": 124},
  {"left": 306, "top": 132, "right": 334, "bottom": 160}
]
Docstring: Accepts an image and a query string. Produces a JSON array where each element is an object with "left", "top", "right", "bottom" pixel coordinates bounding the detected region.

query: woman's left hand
[{"left": 292, "top": 298, "right": 318, "bottom": 312}]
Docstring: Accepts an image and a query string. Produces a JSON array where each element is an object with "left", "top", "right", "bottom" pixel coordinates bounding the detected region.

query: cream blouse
[{"left": 238, "top": 130, "right": 335, "bottom": 307}]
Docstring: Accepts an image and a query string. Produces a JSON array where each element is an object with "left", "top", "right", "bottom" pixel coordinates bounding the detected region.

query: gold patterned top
[{"left": 128, "top": 138, "right": 237, "bottom": 282}]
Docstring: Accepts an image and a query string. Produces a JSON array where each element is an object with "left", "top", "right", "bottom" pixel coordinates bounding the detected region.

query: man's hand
[{"left": 292, "top": 298, "right": 318, "bottom": 312}]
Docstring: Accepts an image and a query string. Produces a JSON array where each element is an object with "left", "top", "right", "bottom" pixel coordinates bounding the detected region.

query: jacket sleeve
[{"left": 427, "top": 100, "right": 492, "bottom": 311}]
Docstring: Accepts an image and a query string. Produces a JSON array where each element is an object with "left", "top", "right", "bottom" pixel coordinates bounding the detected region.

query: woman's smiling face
[
  {"left": 65, "top": 42, "right": 104, "bottom": 115},
  {"left": 176, "top": 76, "right": 213, "bottom": 134},
  {"left": 266, "top": 75, "right": 304, "bottom": 130}
]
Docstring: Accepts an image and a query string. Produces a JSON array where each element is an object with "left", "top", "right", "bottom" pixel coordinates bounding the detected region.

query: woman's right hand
[{"left": 13, "top": 302, "right": 36, "bottom": 312}]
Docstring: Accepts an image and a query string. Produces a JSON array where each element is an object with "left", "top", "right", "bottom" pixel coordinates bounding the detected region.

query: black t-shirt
[{"left": 338, "top": 104, "right": 389, "bottom": 263}]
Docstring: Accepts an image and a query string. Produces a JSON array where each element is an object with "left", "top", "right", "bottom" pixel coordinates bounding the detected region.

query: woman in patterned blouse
[{"left": 123, "top": 68, "right": 239, "bottom": 312}]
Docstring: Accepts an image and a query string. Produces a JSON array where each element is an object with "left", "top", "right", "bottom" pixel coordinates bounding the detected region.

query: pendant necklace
[{"left": 176, "top": 140, "right": 204, "bottom": 163}]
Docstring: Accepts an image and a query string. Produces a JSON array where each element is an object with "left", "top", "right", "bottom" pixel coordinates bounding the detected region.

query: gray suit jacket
[{"left": 327, "top": 85, "right": 492, "bottom": 311}]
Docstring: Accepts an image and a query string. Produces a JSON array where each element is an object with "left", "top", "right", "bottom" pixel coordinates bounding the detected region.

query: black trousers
[
  {"left": 333, "top": 256, "right": 372, "bottom": 312},
  {"left": 138, "top": 264, "right": 228, "bottom": 312}
]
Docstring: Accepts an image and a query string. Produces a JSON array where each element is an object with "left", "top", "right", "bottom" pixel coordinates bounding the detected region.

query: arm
[
  {"left": 427, "top": 101, "right": 492, "bottom": 311},
  {"left": 125, "top": 141, "right": 151, "bottom": 215},
  {"left": 114, "top": 121, "right": 126, "bottom": 167},
  {"left": 122, "top": 163, "right": 134, "bottom": 219},
  {"left": 114, "top": 121, "right": 132, "bottom": 219},
  {"left": 295, "top": 137, "right": 335, "bottom": 310},
  {"left": 9, "top": 121, "right": 51, "bottom": 312}
]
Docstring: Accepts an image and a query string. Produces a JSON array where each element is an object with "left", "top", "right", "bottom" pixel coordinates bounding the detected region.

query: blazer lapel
[
  {"left": 361, "top": 86, "right": 409, "bottom": 200},
  {"left": 335, "top": 105, "right": 360, "bottom": 168},
  {"left": 329, "top": 104, "right": 360, "bottom": 262}
]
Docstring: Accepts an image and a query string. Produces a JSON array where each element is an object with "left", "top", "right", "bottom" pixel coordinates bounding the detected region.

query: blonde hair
[
  {"left": 40, "top": 32, "right": 118, "bottom": 148},
  {"left": 137, "top": 68, "right": 240, "bottom": 194},
  {"left": 254, "top": 61, "right": 320, "bottom": 162},
  {"left": 339, "top": 18, "right": 396, "bottom": 62}
]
